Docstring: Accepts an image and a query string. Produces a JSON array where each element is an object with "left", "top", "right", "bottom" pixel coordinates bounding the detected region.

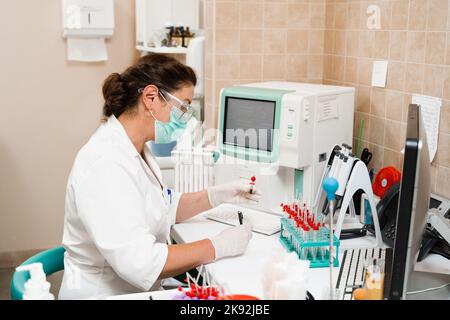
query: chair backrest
[{"left": 10, "top": 246, "right": 65, "bottom": 300}]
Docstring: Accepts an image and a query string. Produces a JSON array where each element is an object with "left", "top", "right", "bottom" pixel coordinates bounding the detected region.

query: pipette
[{"left": 323, "top": 177, "right": 339, "bottom": 300}]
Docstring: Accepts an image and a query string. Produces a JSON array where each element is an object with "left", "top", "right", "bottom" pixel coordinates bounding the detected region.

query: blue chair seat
[{"left": 10, "top": 246, "right": 65, "bottom": 300}]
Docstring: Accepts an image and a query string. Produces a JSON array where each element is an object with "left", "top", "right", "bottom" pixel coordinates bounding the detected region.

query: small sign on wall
[{"left": 371, "top": 60, "right": 389, "bottom": 88}]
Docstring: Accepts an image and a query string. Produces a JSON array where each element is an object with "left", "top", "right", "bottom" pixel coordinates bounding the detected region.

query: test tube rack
[{"left": 279, "top": 217, "right": 340, "bottom": 268}]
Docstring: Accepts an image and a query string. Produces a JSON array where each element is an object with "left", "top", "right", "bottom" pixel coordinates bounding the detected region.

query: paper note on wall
[
  {"left": 371, "top": 60, "right": 389, "bottom": 88},
  {"left": 412, "top": 94, "right": 442, "bottom": 162},
  {"left": 317, "top": 96, "right": 339, "bottom": 122}
]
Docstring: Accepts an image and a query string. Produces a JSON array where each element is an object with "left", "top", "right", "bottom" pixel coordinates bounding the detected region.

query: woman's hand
[
  {"left": 209, "top": 223, "right": 253, "bottom": 260},
  {"left": 207, "top": 178, "right": 262, "bottom": 208}
]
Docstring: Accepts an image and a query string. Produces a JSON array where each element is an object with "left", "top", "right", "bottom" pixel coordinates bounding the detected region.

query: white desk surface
[{"left": 107, "top": 212, "right": 450, "bottom": 300}]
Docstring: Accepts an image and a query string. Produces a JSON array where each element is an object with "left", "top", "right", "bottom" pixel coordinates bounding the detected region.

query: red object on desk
[{"left": 372, "top": 166, "right": 401, "bottom": 198}]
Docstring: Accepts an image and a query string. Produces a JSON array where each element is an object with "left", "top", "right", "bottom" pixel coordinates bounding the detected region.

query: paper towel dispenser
[{"left": 62, "top": 0, "right": 114, "bottom": 38}]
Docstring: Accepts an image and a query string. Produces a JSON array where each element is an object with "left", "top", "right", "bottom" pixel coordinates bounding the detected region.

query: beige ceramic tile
[
  {"left": 287, "top": 3, "right": 310, "bottom": 28},
  {"left": 239, "top": 55, "right": 263, "bottom": 79},
  {"left": 390, "top": 0, "right": 409, "bottom": 30},
  {"left": 384, "top": 120, "right": 403, "bottom": 151},
  {"left": 334, "top": 31, "right": 346, "bottom": 55},
  {"left": 240, "top": 30, "right": 263, "bottom": 54},
  {"left": 264, "top": 3, "right": 287, "bottom": 28},
  {"left": 356, "top": 86, "right": 371, "bottom": 114},
  {"left": 425, "top": 32, "right": 446, "bottom": 65},
  {"left": 389, "top": 31, "right": 407, "bottom": 61},
  {"left": 371, "top": 88, "right": 386, "bottom": 118},
  {"left": 369, "top": 116, "right": 385, "bottom": 145},
  {"left": 385, "top": 91, "right": 404, "bottom": 122},
  {"left": 325, "top": 1, "right": 335, "bottom": 29},
  {"left": 405, "top": 63, "right": 424, "bottom": 93},
  {"left": 436, "top": 133, "right": 450, "bottom": 167},
  {"left": 442, "top": 67, "right": 450, "bottom": 100},
  {"left": 324, "top": 30, "right": 335, "bottom": 55},
  {"left": 436, "top": 165, "right": 450, "bottom": 198},
  {"left": 373, "top": 31, "right": 389, "bottom": 59},
  {"left": 368, "top": 143, "right": 384, "bottom": 172},
  {"left": 346, "top": 31, "right": 360, "bottom": 57},
  {"left": 423, "top": 65, "right": 445, "bottom": 97},
  {"left": 307, "top": 55, "right": 324, "bottom": 79},
  {"left": 287, "top": 30, "right": 309, "bottom": 54},
  {"left": 309, "top": 30, "right": 325, "bottom": 54},
  {"left": 431, "top": 164, "right": 438, "bottom": 193},
  {"left": 263, "top": 55, "right": 286, "bottom": 80},
  {"left": 216, "top": 2, "right": 239, "bottom": 28},
  {"left": 334, "top": 2, "right": 348, "bottom": 30},
  {"left": 239, "top": 2, "right": 263, "bottom": 28},
  {"left": 216, "top": 29, "right": 240, "bottom": 54},
  {"left": 428, "top": 0, "right": 449, "bottom": 31},
  {"left": 406, "top": 32, "right": 427, "bottom": 63},
  {"left": 359, "top": 30, "right": 374, "bottom": 58},
  {"left": 310, "top": 3, "right": 326, "bottom": 29},
  {"left": 264, "top": 29, "right": 286, "bottom": 54},
  {"left": 216, "top": 55, "right": 240, "bottom": 80},
  {"left": 345, "top": 57, "right": 358, "bottom": 83},
  {"left": 323, "top": 54, "right": 333, "bottom": 79},
  {"left": 357, "top": 58, "right": 373, "bottom": 86},
  {"left": 332, "top": 56, "right": 345, "bottom": 81},
  {"left": 383, "top": 148, "right": 402, "bottom": 170},
  {"left": 441, "top": 100, "right": 450, "bottom": 134},
  {"left": 347, "top": 2, "right": 360, "bottom": 29},
  {"left": 447, "top": 33, "right": 450, "bottom": 65},
  {"left": 387, "top": 62, "right": 406, "bottom": 91},
  {"left": 286, "top": 55, "right": 308, "bottom": 80},
  {"left": 408, "top": 0, "right": 428, "bottom": 30}
]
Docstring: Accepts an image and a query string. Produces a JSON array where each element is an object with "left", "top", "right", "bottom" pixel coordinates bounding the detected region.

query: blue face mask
[
  {"left": 142, "top": 87, "right": 194, "bottom": 144},
  {"left": 151, "top": 107, "right": 188, "bottom": 144}
]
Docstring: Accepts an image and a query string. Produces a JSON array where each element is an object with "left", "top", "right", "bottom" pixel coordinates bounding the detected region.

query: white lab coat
[{"left": 59, "top": 115, "right": 181, "bottom": 300}]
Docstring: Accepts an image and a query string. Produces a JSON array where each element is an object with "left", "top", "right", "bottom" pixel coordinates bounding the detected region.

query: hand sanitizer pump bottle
[{"left": 16, "top": 263, "right": 55, "bottom": 300}]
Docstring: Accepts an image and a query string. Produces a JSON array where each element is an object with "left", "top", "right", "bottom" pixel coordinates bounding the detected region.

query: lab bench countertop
[{"left": 107, "top": 212, "right": 450, "bottom": 300}]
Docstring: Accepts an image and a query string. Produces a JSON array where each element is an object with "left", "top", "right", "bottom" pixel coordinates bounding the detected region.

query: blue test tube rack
[{"left": 279, "top": 217, "right": 340, "bottom": 268}]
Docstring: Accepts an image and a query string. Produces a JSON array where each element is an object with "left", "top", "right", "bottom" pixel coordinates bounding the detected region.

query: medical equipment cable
[{"left": 406, "top": 282, "right": 450, "bottom": 295}]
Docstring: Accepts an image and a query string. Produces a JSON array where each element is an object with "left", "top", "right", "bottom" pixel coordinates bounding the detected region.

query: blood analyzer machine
[{"left": 213, "top": 82, "right": 355, "bottom": 216}]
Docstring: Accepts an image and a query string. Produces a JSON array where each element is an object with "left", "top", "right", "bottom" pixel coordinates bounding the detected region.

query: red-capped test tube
[{"left": 249, "top": 176, "right": 256, "bottom": 194}]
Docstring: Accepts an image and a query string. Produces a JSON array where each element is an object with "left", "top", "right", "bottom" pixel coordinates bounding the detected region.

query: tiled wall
[
  {"left": 204, "top": 0, "right": 450, "bottom": 198},
  {"left": 204, "top": 0, "right": 326, "bottom": 137},
  {"left": 323, "top": 0, "right": 450, "bottom": 198}
]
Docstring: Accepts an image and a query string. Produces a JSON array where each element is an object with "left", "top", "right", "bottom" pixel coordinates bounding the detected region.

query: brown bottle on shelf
[
  {"left": 172, "top": 27, "right": 183, "bottom": 47},
  {"left": 183, "top": 27, "right": 193, "bottom": 48}
]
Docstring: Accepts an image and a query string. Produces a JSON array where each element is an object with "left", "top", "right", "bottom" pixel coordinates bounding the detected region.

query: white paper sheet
[
  {"left": 371, "top": 60, "right": 389, "bottom": 88},
  {"left": 67, "top": 37, "right": 108, "bottom": 62},
  {"left": 412, "top": 94, "right": 442, "bottom": 162},
  {"left": 317, "top": 96, "right": 339, "bottom": 122}
]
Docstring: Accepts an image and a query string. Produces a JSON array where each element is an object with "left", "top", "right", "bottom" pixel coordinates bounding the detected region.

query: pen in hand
[{"left": 238, "top": 211, "right": 243, "bottom": 225}]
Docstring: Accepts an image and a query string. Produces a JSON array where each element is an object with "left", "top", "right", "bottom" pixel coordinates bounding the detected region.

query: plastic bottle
[{"left": 16, "top": 263, "right": 55, "bottom": 300}]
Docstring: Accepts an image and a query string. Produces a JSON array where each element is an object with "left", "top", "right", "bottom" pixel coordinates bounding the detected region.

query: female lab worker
[{"left": 59, "top": 54, "right": 261, "bottom": 299}]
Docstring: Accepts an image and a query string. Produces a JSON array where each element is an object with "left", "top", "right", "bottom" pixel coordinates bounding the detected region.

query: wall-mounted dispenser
[{"left": 62, "top": 0, "right": 115, "bottom": 62}]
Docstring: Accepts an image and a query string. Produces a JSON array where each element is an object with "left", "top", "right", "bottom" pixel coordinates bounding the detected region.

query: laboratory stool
[{"left": 10, "top": 246, "right": 65, "bottom": 300}]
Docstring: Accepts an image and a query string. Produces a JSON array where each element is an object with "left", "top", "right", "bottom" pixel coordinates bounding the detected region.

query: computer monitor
[{"left": 385, "top": 103, "right": 431, "bottom": 300}]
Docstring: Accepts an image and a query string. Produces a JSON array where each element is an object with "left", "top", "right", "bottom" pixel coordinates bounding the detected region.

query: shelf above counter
[{"left": 136, "top": 45, "right": 188, "bottom": 54}]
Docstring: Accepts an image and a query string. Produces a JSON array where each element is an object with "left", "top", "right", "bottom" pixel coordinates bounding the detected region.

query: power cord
[{"left": 406, "top": 282, "right": 450, "bottom": 295}]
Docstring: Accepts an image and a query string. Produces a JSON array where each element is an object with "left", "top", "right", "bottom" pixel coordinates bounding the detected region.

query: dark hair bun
[
  {"left": 102, "top": 73, "right": 127, "bottom": 117},
  {"left": 101, "top": 53, "right": 197, "bottom": 119}
]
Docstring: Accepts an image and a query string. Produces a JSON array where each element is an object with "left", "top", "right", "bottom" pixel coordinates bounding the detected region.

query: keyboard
[
  {"left": 336, "top": 247, "right": 392, "bottom": 300},
  {"left": 205, "top": 204, "right": 281, "bottom": 236}
]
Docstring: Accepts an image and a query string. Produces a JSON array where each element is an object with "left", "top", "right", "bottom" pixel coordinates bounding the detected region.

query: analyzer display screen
[{"left": 223, "top": 97, "right": 276, "bottom": 152}]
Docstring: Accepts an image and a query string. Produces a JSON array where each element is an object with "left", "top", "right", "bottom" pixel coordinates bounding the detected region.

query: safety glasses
[{"left": 159, "top": 89, "right": 194, "bottom": 122}]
